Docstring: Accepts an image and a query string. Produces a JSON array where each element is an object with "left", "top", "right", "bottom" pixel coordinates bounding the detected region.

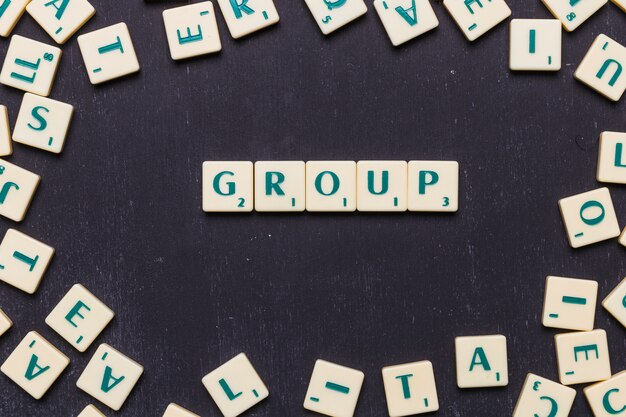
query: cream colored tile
[
  {"left": 541, "top": 0, "right": 607, "bottom": 31},
  {"left": 163, "top": 403, "right": 201, "bottom": 417},
  {"left": 306, "top": 161, "right": 356, "bottom": 212},
  {"left": 216, "top": 0, "right": 278, "bottom": 39},
  {"left": 77, "top": 404, "right": 107, "bottom": 417},
  {"left": 555, "top": 329, "right": 611, "bottom": 385},
  {"left": 0, "top": 159, "right": 40, "bottom": 222},
  {"left": 509, "top": 19, "right": 561, "bottom": 71},
  {"left": 443, "top": 0, "right": 511, "bottom": 41},
  {"left": 575, "top": 34, "right": 626, "bottom": 102},
  {"left": 0, "top": 0, "right": 29, "bottom": 37},
  {"left": 203, "top": 161, "right": 253, "bottom": 212},
  {"left": 26, "top": 0, "right": 95, "bottom": 44},
  {"left": 0, "top": 308, "right": 12, "bottom": 336},
  {"left": 612, "top": 0, "right": 626, "bottom": 12},
  {"left": 597, "top": 132, "right": 626, "bottom": 184},
  {"left": 407, "top": 160, "right": 458, "bottom": 212},
  {"left": 163, "top": 2, "right": 221, "bottom": 61},
  {"left": 304, "top": 0, "right": 367, "bottom": 35},
  {"left": 382, "top": 360, "right": 439, "bottom": 416},
  {"left": 512, "top": 373, "right": 576, "bottom": 417},
  {"left": 455, "top": 334, "right": 508, "bottom": 388},
  {"left": 304, "top": 359, "right": 364, "bottom": 417},
  {"left": 0, "top": 229, "right": 53, "bottom": 294},
  {"left": 602, "top": 277, "right": 626, "bottom": 328},
  {"left": 254, "top": 161, "right": 305, "bottom": 212},
  {"left": 542, "top": 276, "right": 598, "bottom": 331},
  {"left": 356, "top": 161, "right": 407, "bottom": 212},
  {"left": 0, "top": 105, "right": 12, "bottom": 156},
  {"left": 584, "top": 371, "right": 626, "bottom": 417},
  {"left": 374, "top": 0, "right": 438, "bottom": 47}
]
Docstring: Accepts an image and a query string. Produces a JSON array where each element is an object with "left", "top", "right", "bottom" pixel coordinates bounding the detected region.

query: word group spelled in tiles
[
  {"left": 597, "top": 131, "right": 626, "bottom": 184},
  {"left": 77, "top": 404, "right": 107, "bottom": 417},
  {"left": 575, "top": 34, "right": 626, "bottom": 101},
  {"left": 216, "top": 0, "right": 279, "bottom": 39},
  {"left": 542, "top": 275, "right": 598, "bottom": 331},
  {"left": 0, "top": 0, "right": 29, "bottom": 37},
  {"left": 163, "top": 403, "right": 201, "bottom": 417},
  {"left": 585, "top": 371, "right": 626, "bottom": 416},
  {"left": 0, "top": 308, "right": 12, "bottom": 336},
  {"left": 0, "top": 229, "right": 54, "bottom": 294},
  {"left": 0, "top": 105, "right": 12, "bottom": 156},
  {"left": 163, "top": 1, "right": 222, "bottom": 61},
  {"left": 304, "top": 359, "right": 364, "bottom": 417},
  {"left": 304, "top": 0, "right": 367, "bottom": 35},
  {"left": 455, "top": 334, "right": 508, "bottom": 388},
  {"left": 381, "top": 360, "right": 439, "bottom": 416},
  {"left": 541, "top": 0, "right": 606, "bottom": 31},
  {"left": 26, "top": 0, "right": 96, "bottom": 44},
  {"left": 443, "top": 0, "right": 511, "bottom": 41},
  {"left": 509, "top": 19, "right": 561, "bottom": 71},
  {"left": 555, "top": 329, "right": 611, "bottom": 385},
  {"left": 602, "top": 277, "right": 626, "bottom": 328},
  {"left": 512, "top": 373, "right": 576, "bottom": 417}
]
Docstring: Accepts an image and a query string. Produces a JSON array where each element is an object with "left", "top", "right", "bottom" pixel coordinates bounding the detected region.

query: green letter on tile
[
  {"left": 213, "top": 171, "right": 236, "bottom": 196},
  {"left": 315, "top": 171, "right": 340, "bottom": 196},
  {"left": 65, "top": 301, "right": 91, "bottom": 328},
  {"left": 265, "top": 172, "right": 285, "bottom": 196},
  {"left": 469, "top": 347, "right": 491, "bottom": 371}
]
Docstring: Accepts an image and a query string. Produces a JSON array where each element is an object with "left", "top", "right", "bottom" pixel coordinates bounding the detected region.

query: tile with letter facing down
[
  {"left": 542, "top": 276, "right": 598, "bottom": 331},
  {"left": 163, "top": 1, "right": 222, "bottom": 61},
  {"left": 357, "top": 161, "right": 407, "bottom": 212},
  {"left": 0, "top": 105, "right": 12, "bottom": 156},
  {"left": 443, "top": 0, "right": 511, "bottom": 41},
  {"left": 202, "top": 353, "right": 269, "bottom": 417},
  {"left": 216, "top": 0, "right": 278, "bottom": 39},
  {"left": 0, "top": 159, "right": 40, "bottom": 222},
  {"left": 0, "top": 331, "right": 69, "bottom": 399},
  {"left": 0, "top": 229, "right": 54, "bottom": 294},
  {"left": 602, "top": 277, "right": 626, "bottom": 328},
  {"left": 512, "top": 373, "right": 576, "bottom": 417},
  {"left": 407, "top": 160, "right": 458, "bottom": 212},
  {"left": 203, "top": 161, "right": 253, "bottom": 212},
  {"left": 382, "top": 360, "right": 439, "bottom": 416},
  {"left": 304, "top": 359, "right": 364, "bottom": 417},
  {"left": 455, "top": 334, "right": 508, "bottom": 388},
  {"left": 509, "top": 19, "right": 561, "bottom": 71},
  {"left": 27, "top": 0, "right": 96, "bottom": 44},
  {"left": 585, "top": 371, "right": 626, "bottom": 417},
  {"left": 0, "top": 308, "right": 12, "bottom": 336},
  {"left": 77, "top": 23, "right": 140, "bottom": 85},
  {"left": 304, "top": 0, "right": 367, "bottom": 35},
  {"left": 575, "top": 35, "right": 626, "bottom": 102},
  {"left": 558, "top": 187, "right": 620, "bottom": 248},
  {"left": 0, "top": 0, "right": 29, "bottom": 37},
  {"left": 541, "top": 0, "right": 606, "bottom": 31},
  {"left": 555, "top": 329, "right": 611, "bottom": 385},
  {"left": 77, "top": 344, "right": 144, "bottom": 411},
  {"left": 77, "top": 404, "right": 107, "bottom": 417},
  {"left": 13, "top": 93, "right": 74, "bottom": 154},
  {"left": 46, "top": 284, "right": 115, "bottom": 352},
  {"left": 306, "top": 161, "right": 356, "bottom": 212},
  {"left": 374, "top": 0, "right": 439, "bottom": 47},
  {"left": 254, "top": 161, "right": 305, "bottom": 212},
  {"left": 598, "top": 132, "right": 626, "bottom": 184},
  {"left": 163, "top": 403, "right": 201, "bottom": 417},
  {"left": 0, "top": 35, "right": 62, "bottom": 97}
]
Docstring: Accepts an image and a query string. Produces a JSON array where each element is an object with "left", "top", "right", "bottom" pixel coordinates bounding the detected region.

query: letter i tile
[{"left": 303, "top": 359, "right": 365, "bottom": 417}]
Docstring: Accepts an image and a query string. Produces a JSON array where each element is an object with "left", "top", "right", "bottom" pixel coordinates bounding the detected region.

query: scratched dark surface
[{"left": 0, "top": 0, "right": 625, "bottom": 415}]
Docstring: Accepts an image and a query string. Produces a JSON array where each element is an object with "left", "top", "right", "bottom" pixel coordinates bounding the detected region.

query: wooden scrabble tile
[
  {"left": 575, "top": 34, "right": 626, "bottom": 102},
  {"left": 602, "top": 277, "right": 626, "bottom": 328},
  {"left": 303, "top": 0, "right": 367, "bottom": 35},
  {"left": 512, "top": 373, "right": 576, "bottom": 417},
  {"left": 374, "top": 0, "right": 439, "bottom": 47},
  {"left": 585, "top": 371, "right": 626, "bottom": 417},
  {"left": 0, "top": 331, "right": 69, "bottom": 399},
  {"left": 0, "top": 159, "right": 40, "bottom": 222},
  {"left": 612, "top": 0, "right": 626, "bottom": 12},
  {"left": 357, "top": 161, "right": 407, "bottom": 212},
  {"left": 46, "top": 284, "right": 114, "bottom": 352},
  {"left": 203, "top": 161, "right": 253, "bottom": 212},
  {"left": 254, "top": 161, "right": 305, "bottom": 212},
  {"left": 555, "top": 329, "right": 611, "bottom": 385},
  {"left": 0, "top": 0, "right": 29, "bottom": 37},
  {"left": 163, "top": 403, "right": 201, "bottom": 417},
  {"left": 0, "top": 105, "right": 12, "bottom": 156},
  {"left": 215, "top": 0, "right": 279, "bottom": 39},
  {"left": 202, "top": 353, "right": 269, "bottom": 417},
  {"left": 509, "top": 19, "right": 561, "bottom": 71},
  {"left": 542, "top": 276, "right": 598, "bottom": 331},
  {"left": 597, "top": 132, "right": 626, "bottom": 184},
  {"left": 541, "top": 0, "right": 607, "bottom": 31},
  {"left": 163, "top": 1, "right": 222, "bottom": 61},
  {"left": 0, "top": 229, "right": 54, "bottom": 294},
  {"left": 407, "top": 160, "right": 458, "bottom": 212},
  {"left": 77, "top": 404, "right": 107, "bottom": 417},
  {"left": 13, "top": 93, "right": 74, "bottom": 154},
  {"left": 382, "top": 360, "right": 439, "bottom": 416},
  {"left": 77, "top": 344, "right": 144, "bottom": 411},
  {"left": 0, "top": 35, "right": 62, "bottom": 96},
  {"left": 26, "top": 0, "right": 96, "bottom": 44},
  {"left": 77, "top": 23, "right": 140, "bottom": 85},
  {"left": 558, "top": 187, "right": 620, "bottom": 248},
  {"left": 306, "top": 161, "right": 356, "bottom": 212},
  {"left": 0, "top": 308, "right": 12, "bottom": 336},
  {"left": 455, "top": 334, "right": 508, "bottom": 388},
  {"left": 443, "top": 0, "right": 511, "bottom": 41},
  {"left": 304, "top": 359, "right": 364, "bottom": 417}
]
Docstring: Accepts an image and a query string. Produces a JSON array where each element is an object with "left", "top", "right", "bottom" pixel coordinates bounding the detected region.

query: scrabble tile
[
  {"left": 597, "top": 132, "right": 626, "bottom": 184},
  {"left": 575, "top": 35, "right": 626, "bottom": 102},
  {"left": 163, "top": 2, "right": 222, "bottom": 61},
  {"left": 558, "top": 188, "right": 620, "bottom": 248},
  {"left": 443, "top": 0, "right": 511, "bottom": 41},
  {"left": 455, "top": 334, "right": 508, "bottom": 388},
  {"left": 612, "top": 0, "right": 626, "bottom": 12},
  {"left": 382, "top": 360, "right": 439, "bottom": 416},
  {"left": 203, "top": 161, "right": 253, "bottom": 212},
  {"left": 0, "top": 229, "right": 54, "bottom": 294},
  {"left": 303, "top": 0, "right": 367, "bottom": 35},
  {"left": 13, "top": 93, "right": 74, "bottom": 154},
  {"left": 0, "top": 331, "right": 69, "bottom": 399},
  {"left": 541, "top": 0, "right": 607, "bottom": 31},
  {"left": 555, "top": 329, "right": 611, "bottom": 385},
  {"left": 163, "top": 403, "right": 201, "bottom": 417},
  {"left": 27, "top": 0, "right": 96, "bottom": 44},
  {"left": 0, "top": 35, "right": 62, "bottom": 96},
  {"left": 202, "top": 353, "right": 269, "bottom": 417},
  {"left": 602, "top": 277, "right": 626, "bottom": 328},
  {"left": 77, "top": 23, "right": 140, "bottom": 85},
  {"left": 512, "top": 373, "right": 576, "bottom": 417},
  {"left": 584, "top": 371, "right": 626, "bottom": 417},
  {"left": 0, "top": 0, "right": 29, "bottom": 37},
  {"left": 0, "top": 105, "right": 12, "bottom": 156},
  {"left": 77, "top": 344, "right": 144, "bottom": 411},
  {"left": 306, "top": 161, "right": 356, "bottom": 212},
  {"left": 509, "top": 19, "right": 561, "bottom": 71},
  {"left": 373, "top": 0, "right": 438, "bottom": 46},
  {"left": 407, "top": 160, "right": 458, "bottom": 212},
  {"left": 77, "top": 404, "right": 107, "bottom": 417},
  {"left": 46, "top": 284, "right": 114, "bottom": 352},
  {"left": 303, "top": 359, "right": 364, "bottom": 417},
  {"left": 357, "top": 161, "right": 407, "bottom": 211},
  {"left": 0, "top": 159, "right": 40, "bottom": 222},
  {"left": 0, "top": 308, "right": 12, "bottom": 336},
  {"left": 621, "top": 227, "right": 626, "bottom": 248},
  {"left": 216, "top": 0, "right": 279, "bottom": 39},
  {"left": 254, "top": 161, "right": 305, "bottom": 212},
  {"left": 542, "top": 276, "right": 598, "bottom": 331}
]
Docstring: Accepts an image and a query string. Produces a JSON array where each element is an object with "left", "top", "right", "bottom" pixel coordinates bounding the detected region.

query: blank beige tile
[
  {"left": 77, "top": 404, "right": 107, "bottom": 417},
  {"left": 163, "top": 403, "right": 201, "bottom": 417}
]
